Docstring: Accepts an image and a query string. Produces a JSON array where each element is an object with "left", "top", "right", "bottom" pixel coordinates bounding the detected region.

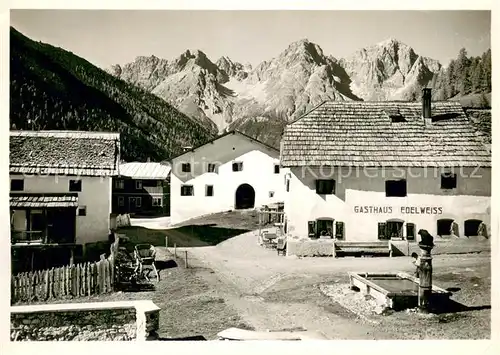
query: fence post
[
  {"left": 87, "top": 263, "right": 92, "bottom": 296},
  {"left": 165, "top": 236, "right": 168, "bottom": 248},
  {"left": 174, "top": 244, "right": 177, "bottom": 258},
  {"left": 184, "top": 251, "right": 188, "bottom": 268}
]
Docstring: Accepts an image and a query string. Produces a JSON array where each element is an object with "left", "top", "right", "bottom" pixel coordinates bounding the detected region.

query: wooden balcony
[{"left": 11, "top": 230, "right": 45, "bottom": 245}]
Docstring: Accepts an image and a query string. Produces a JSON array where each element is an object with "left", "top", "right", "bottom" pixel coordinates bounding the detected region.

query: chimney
[{"left": 422, "top": 88, "right": 432, "bottom": 119}]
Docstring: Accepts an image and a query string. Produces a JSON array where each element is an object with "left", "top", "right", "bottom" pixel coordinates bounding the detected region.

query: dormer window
[
  {"left": 431, "top": 113, "right": 460, "bottom": 123},
  {"left": 384, "top": 109, "right": 406, "bottom": 123}
]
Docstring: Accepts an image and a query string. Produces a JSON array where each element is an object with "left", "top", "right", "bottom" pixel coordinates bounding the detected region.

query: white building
[
  {"left": 281, "top": 89, "right": 491, "bottom": 256},
  {"left": 170, "top": 130, "right": 285, "bottom": 225},
  {"left": 9, "top": 130, "right": 120, "bottom": 248}
]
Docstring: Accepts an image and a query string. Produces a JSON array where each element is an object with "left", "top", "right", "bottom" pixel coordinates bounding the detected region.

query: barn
[{"left": 280, "top": 89, "right": 491, "bottom": 256}]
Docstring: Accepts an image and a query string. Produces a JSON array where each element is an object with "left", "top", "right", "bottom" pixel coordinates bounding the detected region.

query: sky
[{"left": 10, "top": 10, "right": 491, "bottom": 70}]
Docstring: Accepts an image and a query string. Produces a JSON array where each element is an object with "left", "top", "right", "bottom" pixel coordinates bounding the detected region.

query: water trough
[{"left": 348, "top": 272, "right": 451, "bottom": 311}]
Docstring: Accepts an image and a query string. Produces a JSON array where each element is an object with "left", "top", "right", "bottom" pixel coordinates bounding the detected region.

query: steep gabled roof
[
  {"left": 281, "top": 101, "right": 491, "bottom": 168},
  {"left": 10, "top": 130, "right": 121, "bottom": 176},
  {"left": 170, "top": 130, "right": 279, "bottom": 162}
]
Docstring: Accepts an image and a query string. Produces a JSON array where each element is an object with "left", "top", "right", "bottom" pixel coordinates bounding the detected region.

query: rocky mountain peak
[
  {"left": 281, "top": 38, "right": 328, "bottom": 66},
  {"left": 216, "top": 56, "right": 247, "bottom": 81}
]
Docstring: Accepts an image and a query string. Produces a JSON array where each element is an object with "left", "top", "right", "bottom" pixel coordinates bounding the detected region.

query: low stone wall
[
  {"left": 11, "top": 300, "right": 160, "bottom": 341},
  {"left": 286, "top": 238, "right": 334, "bottom": 257},
  {"left": 286, "top": 237, "right": 490, "bottom": 257}
]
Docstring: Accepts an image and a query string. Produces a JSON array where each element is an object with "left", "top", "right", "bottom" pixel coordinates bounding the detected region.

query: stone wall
[
  {"left": 286, "top": 238, "right": 334, "bottom": 257},
  {"left": 11, "top": 300, "right": 161, "bottom": 341},
  {"left": 286, "top": 237, "right": 490, "bottom": 258}
]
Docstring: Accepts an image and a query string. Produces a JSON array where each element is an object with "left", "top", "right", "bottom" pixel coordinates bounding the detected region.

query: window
[
  {"left": 135, "top": 197, "right": 142, "bottom": 208},
  {"left": 11, "top": 179, "right": 24, "bottom": 191},
  {"left": 181, "top": 163, "right": 191, "bottom": 173},
  {"left": 385, "top": 179, "right": 407, "bottom": 197},
  {"left": 78, "top": 206, "right": 87, "bottom": 216},
  {"left": 386, "top": 221, "right": 404, "bottom": 239},
  {"left": 207, "top": 163, "right": 216, "bottom": 173},
  {"left": 181, "top": 185, "right": 194, "bottom": 196},
  {"left": 286, "top": 179, "right": 290, "bottom": 192},
  {"left": 274, "top": 164, "right": 280, "bottom": 174},
  {"left": 317, "top": 219, "right": 334, "bottom": 238},
  {"left": 114, "top": 179, "right": 124, "bottom": 189},
  {"left": 152, "top": 197, "right": 163, "bottom": 207},
  {"left": 437, "top": 219, "right": 454, "bottom": 237},
  {"left": 232, "top": 162, "right": 243, "bottom": 172},
  {"left": 307, "top": 219, "right": 333, "bottom": 238},
  {"left": 315, "top": 179, "right": 335, "bottom": 195},
  {"left": 406, "top": 223, "right": 416, "bottom": 240},
  {"left": 335, "top": 221, "right": 345, "bottom": 240},
  {"left": 269, "top": 191, "right": 275, "bottom": 198},
  {"left": 118, "top": 196, "right": 124, "bottom": 207},
  {"left": 441, "top": 172, "right": 457, "bottom": 189},
  {"left": 69, "top": 180, "right": 82, "bottom": 192},
  {"left": 135, "top": 180, "right": 143, "bottom": 190},
  {"left": 206, "top": 185, "right": 214, "bottom": 197}
]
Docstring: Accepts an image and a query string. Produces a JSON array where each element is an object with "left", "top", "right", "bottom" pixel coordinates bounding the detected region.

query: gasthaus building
[{"left": 280, "top": 89, "right": 491, "bottom": 257}]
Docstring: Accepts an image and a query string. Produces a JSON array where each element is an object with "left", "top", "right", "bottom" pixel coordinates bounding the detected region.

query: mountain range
[
  {"left": 109, "top": 37, "right": 448, "bottom": 136},
  {"left": 10, "top": 27, "right": 491, "bottom": 160}
]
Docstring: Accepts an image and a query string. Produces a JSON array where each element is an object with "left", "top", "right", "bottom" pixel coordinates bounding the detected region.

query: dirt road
[{"left": 183, "top": 230, "right": 491, "bottom": 339}]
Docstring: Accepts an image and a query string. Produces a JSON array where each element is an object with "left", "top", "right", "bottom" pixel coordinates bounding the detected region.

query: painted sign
[{"left": 353, "top": 206, "right": 443, "bottom": 215}]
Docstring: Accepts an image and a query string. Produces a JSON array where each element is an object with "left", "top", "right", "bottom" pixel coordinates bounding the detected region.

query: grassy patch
[
  {"left": 118, "top": 210, "right": 260, "bottom": 248},
  {"left": 18, "top": 261, "right": 252, "bottom": 340}
]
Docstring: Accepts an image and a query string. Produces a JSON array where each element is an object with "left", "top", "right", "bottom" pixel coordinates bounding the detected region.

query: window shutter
[
  {"left": 335, "top": 221, "right": 344, "bottom": 240},
  {"left": 378, "top": 222, "right": 387, "bottom": 240},
  {"left": 478, "top": 222, "right": 487, "bottom": 237},
  {"left": 308, "top": 221, "right": 317, "bottom": 238},
  {"left": 406, "top": 223, "right": 415, "bottom": 240}
]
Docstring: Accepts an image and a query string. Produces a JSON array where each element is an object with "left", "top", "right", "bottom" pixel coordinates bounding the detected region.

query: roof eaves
[{"left": 169, "top": 129, "right": 279, "bottom": 163}]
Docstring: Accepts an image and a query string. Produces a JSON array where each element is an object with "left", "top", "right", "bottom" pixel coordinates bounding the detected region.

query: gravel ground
[{"left": 186, "top": 230, "right": 491, "bottom": 339}]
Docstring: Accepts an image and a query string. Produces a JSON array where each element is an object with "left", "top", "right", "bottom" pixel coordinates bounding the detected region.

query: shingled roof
[
  {"left": 10, "top": 131, "right": 120, "bottom": 176},
  {"left": 119, "top": 162, "right": 171, "bottom": 180},
  {"left": 281, "top": 101, "right": 491, "bottom": 168}
]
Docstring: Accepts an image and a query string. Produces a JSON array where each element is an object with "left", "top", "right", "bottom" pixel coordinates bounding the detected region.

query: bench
[{"left": 333, "top": 241, "right": 392, "bottom": 258}]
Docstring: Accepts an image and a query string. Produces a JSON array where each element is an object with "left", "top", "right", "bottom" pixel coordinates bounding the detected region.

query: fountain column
[{"left": 417, "top": 239, "right": 434, "bottom": 312}]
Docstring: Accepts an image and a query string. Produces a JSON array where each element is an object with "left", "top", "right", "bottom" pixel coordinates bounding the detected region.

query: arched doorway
[{"left": 235, "top": 184, "right": 255, "bottom": 209}]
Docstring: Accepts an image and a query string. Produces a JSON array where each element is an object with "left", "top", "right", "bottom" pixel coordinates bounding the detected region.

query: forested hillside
[
  {"left": 10, "top": 27, "right": 217, "bottom": 162},
  {"left": 431, "top": 48, "right": 491, "bottom": 106}
]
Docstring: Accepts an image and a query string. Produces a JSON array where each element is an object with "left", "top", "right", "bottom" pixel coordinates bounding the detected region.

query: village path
[{"left": 181, "top": 231, "right": 490, "bottom": 339}]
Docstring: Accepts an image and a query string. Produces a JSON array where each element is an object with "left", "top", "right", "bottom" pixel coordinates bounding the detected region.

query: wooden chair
[
  {"left": 276, "top": 237, "right": 286, "bottom": 256},
  {"left": 134, "top": 244, "right": 159, "bottom": 282}
]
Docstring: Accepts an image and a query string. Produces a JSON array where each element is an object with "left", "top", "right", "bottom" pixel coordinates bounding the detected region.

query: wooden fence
[{"left": 11, "top": 255, "right": 115, "bottom": 304}]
